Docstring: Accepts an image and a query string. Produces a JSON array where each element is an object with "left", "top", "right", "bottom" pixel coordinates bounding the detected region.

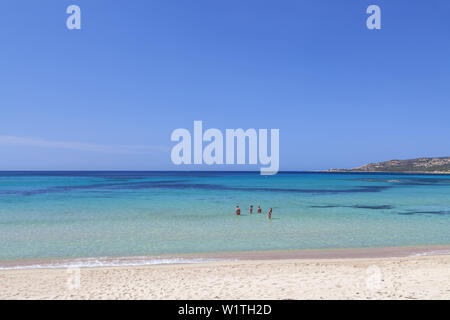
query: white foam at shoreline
[
  {"left": 410, "top": 249, "right": 450, "bottom": 257},
  {"left": 0, "top": 256, "right": 227, "bottom": 270}
]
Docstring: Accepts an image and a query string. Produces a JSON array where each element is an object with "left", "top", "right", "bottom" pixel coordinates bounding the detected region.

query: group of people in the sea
[{"left": 235, "top": 205, "right": 272, "bottom": 219}]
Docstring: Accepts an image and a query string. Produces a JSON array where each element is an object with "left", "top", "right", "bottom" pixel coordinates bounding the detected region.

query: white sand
[{"left": 1, "top": 255, "right": 450, "bottom": 300}]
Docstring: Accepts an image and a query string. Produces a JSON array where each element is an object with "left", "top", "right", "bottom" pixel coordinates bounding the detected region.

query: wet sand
[{"left": 1, "top": 245, "right": 450, "bottom": 270}]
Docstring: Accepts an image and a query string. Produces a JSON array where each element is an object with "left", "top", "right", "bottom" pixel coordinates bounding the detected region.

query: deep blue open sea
[{"left": 1, "top": 171, "right": 450, "bottom": 264}]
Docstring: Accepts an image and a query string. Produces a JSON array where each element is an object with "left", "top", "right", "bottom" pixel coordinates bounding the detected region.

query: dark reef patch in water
[
  {"left": 0, "top": 179, "right": 392, "bottom": 196},
  {"left": 398, "top": 210, "right": 450, "bottom": 216},
  {"left": 344, "top": 177, "right": 450, "bottom": 186},
  {"left": 311, "top": 204, "right": 394, "bottom": 210},
  {"left": 0, "top": 180, "right": 189, "bottom": 196},
  {"left": 101, "top": 181, "right": 391, "bottom": 194},
  {"left": 353, "top": 205, "right": 394, "bottom": 209}
]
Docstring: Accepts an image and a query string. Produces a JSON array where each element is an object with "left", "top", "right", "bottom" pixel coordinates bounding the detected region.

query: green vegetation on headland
[{"left": 328, "top": 157, "right": 450, "bottom": 174}]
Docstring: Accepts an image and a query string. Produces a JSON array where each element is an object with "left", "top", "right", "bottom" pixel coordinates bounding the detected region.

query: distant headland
[{"left": 328, "top": 157, "right": 450, "bottom": 174}]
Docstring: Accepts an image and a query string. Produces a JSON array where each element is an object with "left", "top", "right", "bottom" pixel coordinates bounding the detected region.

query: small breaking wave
[
  {"left": 410, "top": 250, "right": 450, "bottom": 257},
  {"left": 0, "top": 256, "right": 227, "bottom": 270}
]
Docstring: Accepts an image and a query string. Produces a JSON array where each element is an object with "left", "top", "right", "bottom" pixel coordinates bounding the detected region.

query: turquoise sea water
[{"left": 1, "top": 172, "right": 450, "bottom": 262}]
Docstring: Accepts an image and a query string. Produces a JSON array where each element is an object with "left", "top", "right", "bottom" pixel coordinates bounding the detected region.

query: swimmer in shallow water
[
  {"left": 257, "top": 205, "right": 262, "bottom": 214},
  {"left": 249, "top": 205, "right": 253, "bottom": 214},
  {"left": 235, "top": 206, "right": 241, "bottom": 216}
]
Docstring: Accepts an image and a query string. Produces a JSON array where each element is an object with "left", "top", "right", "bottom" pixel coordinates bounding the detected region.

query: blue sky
[{"left": 1, "top": 0, "right": 449, "bottom": 171}]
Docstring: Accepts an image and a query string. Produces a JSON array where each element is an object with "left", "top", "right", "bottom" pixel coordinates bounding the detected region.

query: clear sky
[{"left": 1, "top": 0, "right": 449, "bottom": 171}]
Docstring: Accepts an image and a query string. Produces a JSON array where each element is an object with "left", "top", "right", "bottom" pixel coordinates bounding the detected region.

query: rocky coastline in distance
[{"left": 327, "top": 157, "right": 450, "bottom": 174}]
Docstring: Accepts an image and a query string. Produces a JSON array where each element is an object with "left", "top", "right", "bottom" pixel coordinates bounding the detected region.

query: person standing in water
[
  {"left": 235, "top": 206, "right": 241, "bottom": 216},
  {"left": 249, "top": 205, "right": 253, "bottom": 214},
  {"left": 257, "top": 205, "right": 262, "bottom": 214},
  {"left": 268, "top": 208, "right": 272, "bottom": 220}
]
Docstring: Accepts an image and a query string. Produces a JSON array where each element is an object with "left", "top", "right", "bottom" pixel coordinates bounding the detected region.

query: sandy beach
[{"left": 1, "top": 247, "right": 450, "bottom": 300}]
